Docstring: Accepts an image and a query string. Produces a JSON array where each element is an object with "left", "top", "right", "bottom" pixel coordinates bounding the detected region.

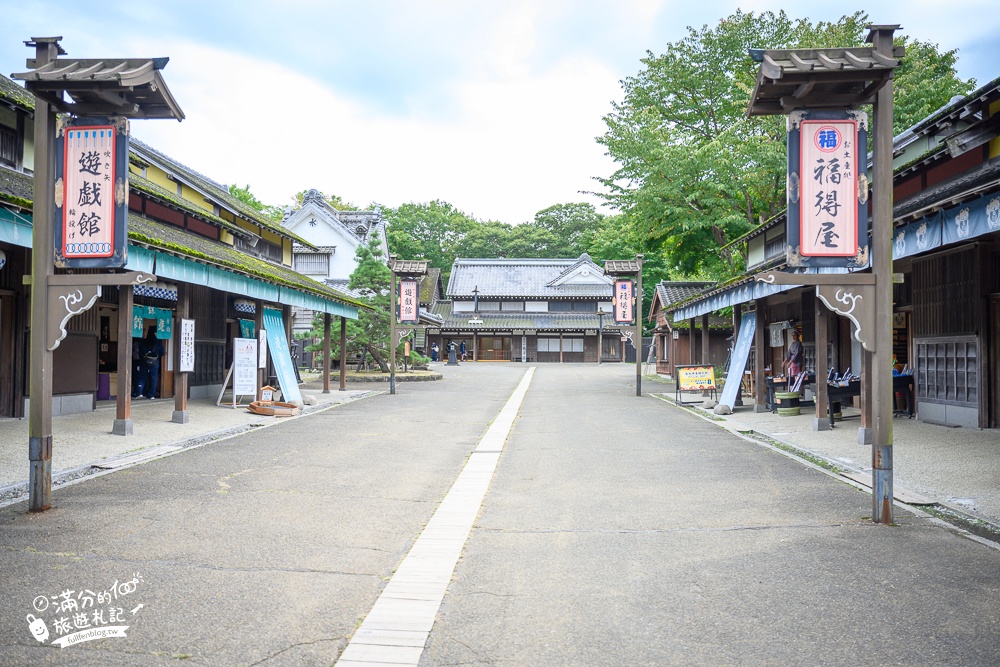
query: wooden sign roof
[
  {"left": 748, "top": 40, "right": 901, "bottom": 117},
  {"left": 603, "top": 259, "right": 641, "bottom": 275},
  {"left": 389, "top": 259, "right": 429, "bottom": 276},
  {"left": 12, "top": 44, "right": 184, "bottom": 120}
]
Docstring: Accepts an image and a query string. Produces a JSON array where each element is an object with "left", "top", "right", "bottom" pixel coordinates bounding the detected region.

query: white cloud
[{"left": 131, "top": 39, "right": 620, "bottom": 224}]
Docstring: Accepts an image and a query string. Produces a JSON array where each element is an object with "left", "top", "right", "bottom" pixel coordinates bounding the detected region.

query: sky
[{"left": 3, "top": 1, "right": 999, "bottom": 225}]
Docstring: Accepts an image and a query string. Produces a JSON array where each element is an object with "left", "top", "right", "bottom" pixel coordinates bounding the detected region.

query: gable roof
[
  {"left": 653, "top": 282, "right": 716, "bottom": 312},
  {"left": 447, "top": 254, "right": 612, "bottom": 299},
  {"left": 420, "top": 267, "right": 442, "bottom": 305},
  {"left": 130, "top": 138, "right": 314, "bottom": 248},
  {"left": 283, "top": 189, "right": 386, "bottom": 249}
]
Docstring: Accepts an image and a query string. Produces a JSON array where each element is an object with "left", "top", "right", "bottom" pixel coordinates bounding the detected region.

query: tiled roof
[
  {"left": 420, "top": 268, "right": 442, "bottom": 305},
  {"left": 447, "top": 255, "right": 612, "bottom": 299},
  {"left": 323, "top": 279, "right": 366, "bottom": 300},
  {"left": 0, "top": 74, "right": 33, "bottom": 111},
  {"left": 429, "top": 301, "right": 612, "bottom": 332},
  {"left": 654, "top": 281, "right": 715, "bottom": 310},
  {"left": 603, "top": 259, "right": 641, "bottom": 274},
  {"left": 127, "top": 213, "right": 368, "bottom": 310},
  {"left": 0, "top": 165, "right": 33, "bottom": 207},
  {"left": 130, "top": 138, "right": 314, "bottom": 248}
]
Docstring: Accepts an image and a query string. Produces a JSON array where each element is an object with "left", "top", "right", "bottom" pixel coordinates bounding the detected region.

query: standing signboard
[
  {"left": 398, "top": 279, "right": 419, "bottom": 323},
  {"left": 233, "top": 337, "right": 258, "bottom": 396},
  {"left": 614, "top": 279, "right": 634, "bottom": 324},
  {"left": 178, "top": 319, "right": 195, "bottom": 373},
  {"left": 54, "top": 118, "right": 130, "bottom": 268},
  {"left": 262, "top": 307, "right": 303, "bottom": 405},
  {"left": 786, "top": 110, "right": 868, "bottom": 268}
]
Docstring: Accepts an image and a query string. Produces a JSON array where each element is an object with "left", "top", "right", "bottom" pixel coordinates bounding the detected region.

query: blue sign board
[{"left": 262, "top": 307, "right": 302, "bottom": 405}]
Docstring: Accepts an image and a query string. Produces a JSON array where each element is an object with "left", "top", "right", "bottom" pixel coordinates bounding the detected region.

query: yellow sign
[{"left": 677, "top": 365, "right": 716, "bottom": 391}]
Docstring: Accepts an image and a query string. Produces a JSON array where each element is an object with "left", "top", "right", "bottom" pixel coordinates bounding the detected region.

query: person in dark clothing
[{"left": 133, "top": 327, "right": 165, "bottom": 400}]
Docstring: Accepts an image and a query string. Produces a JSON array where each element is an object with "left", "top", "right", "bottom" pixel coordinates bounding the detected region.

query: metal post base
[
  {"left": 171, "top": 410, "right": 189, "bottom": 424},
  {"left": 858, "top": 427, "right": 873, "bottom": 445},
  {"left": 813, "top": 418, "right": 831, "bottom": 431},
  {"left": 112, "top": 419, "right": 134, "bottom": 436}
]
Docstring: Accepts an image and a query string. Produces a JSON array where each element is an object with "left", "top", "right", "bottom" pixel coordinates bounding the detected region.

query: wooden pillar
[
  {"left": 112, "top": 285, "right": 134, "bottom": 435},
  {"left": 814, "top": 294, "right": 829, "bottom": 431},
  {"left": 559, "top": 332, "right": 563, "bottom": 363},
  {"left": 473, "top": 332, "right": 479, "bottom": 362},
  {"left": 389, "top": 257, "right": 397, "bottom": 394},
  {"left": 701, "top": 313, "right": 710, "bottom": 364},
  {"left": 870, "top": 26, "right": 897, "bottom": 524},
  {"left": 688, "top": 318, "right": 695, "bottom": 364},
  {"left": 254, "top": 299, "right": 265, "bottom": 392},
  {"left": 753, "top": 303, "right": 767, "bottom": 412},
  {"left": 27, "top": 39, "right": 59, "bottom": 510},
  {"left": 635, "top": 255, "right": 643, "bottom": 396},
  {"left": 339, "top": 315, "right": 347, "bottom": 391},
  {"left": 322, "top": 313, "right": 331, "bottom": 394},
  {"left": 860, "top": 350, "right": 874, "bottom": 444},
  {"left": 171, "top": 283, "right": 190, "bottom": 424}
]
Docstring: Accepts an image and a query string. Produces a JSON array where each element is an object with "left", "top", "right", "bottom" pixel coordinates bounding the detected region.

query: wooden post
[
  {"left": 322, "top": 313, "right": 331, "bottom": 394},
  {"left": 389, "top": 255, "right": 397, "bottom": 395},
  {"left": 688, "top": 318, "right": 695, "bottom": 364},
  {"left": 112, "top": 286, "right": 135, "bottom": 435},
  {"left": 870, "top": 25, "right": 898, "bottom": 524},
  {"left": 814, "top": 295, "right": 829, "bottom": 430},
  {"left": 860, "top": 350, "right": 873, "bottom": 444},
  {"left": 473, "top": 332, "right": 479, "bottom": 362},
  {"left": 339, "top": 315, "right": 347, "bottom": 391},
  {"left": 171, "top": 283, "right": 190, "bottom": 424},
  {"left": 255, "top": 299, "right": 265, "bottom": 391},
  {"left": 27, "top": 39, "right": 59, "bottom": 510},
  {"left": 753, "top": 303, "right": 767, "bottom": 412},
  {"left": 559, "top": 332, "right": 564, "bottom": 363},
  {"left": 636, "top": 254, "right": 643, "bottom": 396}
]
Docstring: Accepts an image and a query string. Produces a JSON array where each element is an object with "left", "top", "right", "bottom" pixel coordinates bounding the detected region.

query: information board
[
  {"left": 178, "top": 319, "right": 195, "bottom": 373},
  {"left": 233, "top": 337, "right": 258, "bottom": 396},
  {"left": 676, "top": 365, "right": 716, "bottom": 391}
]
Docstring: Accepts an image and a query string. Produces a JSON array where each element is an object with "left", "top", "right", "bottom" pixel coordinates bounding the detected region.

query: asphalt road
[{"left": 1, "top": 363, "right": 998, "bottom": 666}]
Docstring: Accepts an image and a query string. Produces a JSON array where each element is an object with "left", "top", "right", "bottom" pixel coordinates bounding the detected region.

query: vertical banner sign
[
  {"left": 233, "top": 337, "right": 258, "bottom": 396},
  {"left": 787, "top": 111, "right": 868, "bottom": 268},
  {"left": 262, "top": 307, "right": 303, "bottom": 405},
  {"left": 719, "top": 311, "right": 756, "bottom": 409},
  {"left": 179, "top": 319, "right": 195, "bottom": 373},
  {"left": 258, "top": 328, "right": 268, "bottom": 369},
  {"left": 614, "top": 279, "right": 634, "bottom": 324},
  {"left": 398, "top": 279, "right": 419, "bottom": 324},
  {"left": 55, "top": 118, "right": 130, "bottom": 268}
]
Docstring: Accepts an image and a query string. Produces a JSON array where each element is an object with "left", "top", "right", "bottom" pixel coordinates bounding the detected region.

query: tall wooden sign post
[
  {"left": 604, "top": 255, "right": 644, "bottom": 396},
  {"left": 13, "top": 37, "right": 184, "bottom": 511},
  {"left": 748, "top": 27, "right": 901, "bottom": 524},
  {"left": 388, "top": 256, "right": 428, "bottom": 395}
]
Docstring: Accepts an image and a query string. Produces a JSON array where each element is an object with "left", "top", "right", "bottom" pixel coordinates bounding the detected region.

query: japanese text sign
[
  {"left": 786, "top": 110, "right": 868, "bottom": 268},
  {"left": 178, "top": 319, "right": 195, "bottom": 373},
  {"left": 55, "top": 118, "right": 130, "bottom": 268},
  {"left": 233, "top": 337, "right": 258, "bottom": 396},
  {"left": 614, "top": 279, "right": 634, "bottom": 324},
  {"left": 398, "top": 279, "right": 420, "bottom": 324},
  {"left": 676, "top": 365, "right": 716, "bottom": 391}
]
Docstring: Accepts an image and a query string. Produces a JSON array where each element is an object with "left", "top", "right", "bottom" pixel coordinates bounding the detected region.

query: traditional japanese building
[
  {"left": 648, "top": 281, "right": 731, "bottom": 377},
  {"left": 0, "top": 73, "right": 367, "bottom": 418},
  {"left": 427, "top": 254, "right": 626, "bottom": 362},
  {"left": 672, "top": 75, "right": 1000, "bottom": 428}
]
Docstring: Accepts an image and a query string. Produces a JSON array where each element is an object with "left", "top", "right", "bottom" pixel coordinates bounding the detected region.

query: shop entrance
[{"left": 478, "top": 336, "right": 510, "bottom": 361}]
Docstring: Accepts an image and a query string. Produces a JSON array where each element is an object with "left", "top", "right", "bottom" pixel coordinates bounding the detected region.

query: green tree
[
  {"left": 228, "top": 184, "right": 283, "bottom": 221},
  {"left": 347, "top": 236, "right": 393, "bottom": 371},
  {"left": 597, "top": 10, "right": 974, "bottom": 279},
  {"left": 530, "top": 202, "right": 603, "bottom": 257},
  {"left": 383, "top": 200, "right": 479, "bottom": 283}
]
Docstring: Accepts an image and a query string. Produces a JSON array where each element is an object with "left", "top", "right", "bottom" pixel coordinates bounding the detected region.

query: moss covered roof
[
  {"left": 129, "top": 173, "right": 255, "bottom": 240},
  {"left": 128, "top": 213, "right": 371, "bottom": 311},
  {"left": 129, "top": 138, "right": 313, "bottom": 248},
  {"left": 0, "top": 165, "right": 33, "bottom": 208},
  {"left": 0, "top": 74, "right": 33, "bottom": 111}
]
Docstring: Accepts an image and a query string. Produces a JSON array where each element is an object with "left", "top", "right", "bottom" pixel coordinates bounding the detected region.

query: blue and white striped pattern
[{"left": 133, "top": 282, "right": 178, "bottom": 302}]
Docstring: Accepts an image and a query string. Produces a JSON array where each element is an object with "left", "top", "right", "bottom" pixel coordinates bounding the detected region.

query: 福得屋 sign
[
  {"left": 55, "top": 117, "right": 130, "bottom": 268},
  {"left": 614, "top": 279, "right": 634, "bottom": 324},
  {"left": 398, "top": 279, "right": 420, "bottom": 324},
  {"left": 787, "top": 110, "right": 869, "bottom": 268}
]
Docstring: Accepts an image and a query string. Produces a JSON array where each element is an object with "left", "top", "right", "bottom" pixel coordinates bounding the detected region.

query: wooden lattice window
[
  {"left": 0, "top": 125, "right": 17, "bottom": 167},
  {"left": 914, "top": 336, "right": 978, "bottom": 406}
]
